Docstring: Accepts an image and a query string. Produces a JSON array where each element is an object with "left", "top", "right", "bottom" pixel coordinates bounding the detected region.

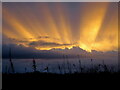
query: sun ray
[
  {"left": 78, "top": 2, "right": 109, "bottom": 51},
  {"left": 3, "top": 2, "right": 118, "bottom": 52}
]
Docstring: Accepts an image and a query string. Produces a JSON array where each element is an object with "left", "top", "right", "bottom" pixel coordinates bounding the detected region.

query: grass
[
  {"left": 2, "top": 61, "right": 119, "bottom": 89},
  {"left": 2, "top": 49, "right": 119, "bottom": 89},
  {"left": 3, "top": 58, "right": 119, "bottom": 89}
]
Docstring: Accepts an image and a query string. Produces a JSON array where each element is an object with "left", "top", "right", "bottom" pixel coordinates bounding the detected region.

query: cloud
[
  {"left": 2, "top": 43, "right": 118, "bottom": 60},
  {"left": 37, "top": 36, "right": 50, "bottom": 39},
  {"left": 2, "top": 44, "right": 63, "bottom": 59},
  {"left": 3, "top": 35, "right": 71, "bottom": 50},
  {"left": 10, "top": 38, "right": 29, "bottom": 43},
  {"left": 3, "top": 2, "right": 118, "bottom": 52},
  {"left": 29, "top": 40, "right": 72, "bottom": 47}
]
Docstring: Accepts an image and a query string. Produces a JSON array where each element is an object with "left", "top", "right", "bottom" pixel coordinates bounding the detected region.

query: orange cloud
[{"left": 3, "top": 2, "right": 118, "bottom": 52}]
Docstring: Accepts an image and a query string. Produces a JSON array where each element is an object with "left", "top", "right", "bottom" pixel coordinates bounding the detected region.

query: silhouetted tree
[
  {"left": 79, "top": 60, "right": 83, "bottom": 73},
  {"left": 25, "top": 67, "right": 27, "bottom": 73},
  {"left": 67, "top": 61, "right": 72, "bottom": 74},
  {"left": 32, "top": 58, "right": 37, "bottom": 72},
  {"left": 73, "top": 64, "right": 77, "bottom": 73},
  {"left": 9, "top": 47, "right": 15, "bottom": 73},
  {"left": 58, "top": 64, "right": 62, "bottom": 74},
  {"left": 44, "top": 66, "right": 49, "bottom": 73},
  {"left": 78, "top": 55, "right": 83, "bottom": 73}
]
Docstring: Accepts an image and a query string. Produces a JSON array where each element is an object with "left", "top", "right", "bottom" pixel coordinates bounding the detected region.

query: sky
[{"left": 2, "top": 2, "right": 118, "bottom": 58}]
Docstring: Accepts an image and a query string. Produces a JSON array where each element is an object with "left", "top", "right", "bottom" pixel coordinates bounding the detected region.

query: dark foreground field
[{"left": 2, "top": 72, "right": 120, "bottom": 89}]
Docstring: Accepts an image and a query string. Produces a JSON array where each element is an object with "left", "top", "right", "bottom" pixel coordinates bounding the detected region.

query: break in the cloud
[{"left": 2, "top": 2, "right": 118, "bottom": 52}]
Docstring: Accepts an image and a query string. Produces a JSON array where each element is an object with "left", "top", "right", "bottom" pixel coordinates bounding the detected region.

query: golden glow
[
  {"left": 78, "top": 3, "right": 109, "bottom": 51},
  {"left": 35, "top": 45, "right": 74, "bottom": 50},
  {"left": 3, "top": 3, "right": 118, "bottom": 52}
]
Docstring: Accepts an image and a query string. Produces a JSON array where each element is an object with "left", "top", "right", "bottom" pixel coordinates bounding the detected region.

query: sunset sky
[{"left": 3, "top": 2, "right": 118, "bottom": 52}]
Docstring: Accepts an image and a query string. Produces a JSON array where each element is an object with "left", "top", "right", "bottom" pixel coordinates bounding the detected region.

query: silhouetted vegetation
[
  {"left": 2, "top": 48, "right": 119, "bottom": 89},
  {"left": 9, "top": 47, "right": 15, "bottom": 73},
  {"left": 32, "top": 58, "right": 37, "bottom": 72},
  {"left": 5, "top": 50, "right": 118, "bottom": 74}
]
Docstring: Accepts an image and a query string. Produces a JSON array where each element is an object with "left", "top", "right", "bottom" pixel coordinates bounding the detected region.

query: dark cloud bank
[
  {"left": 2, "top": 44, "right": 117, "bottom": 59},
  {"left": 29, "top": 40, "right": 71, "bottom": 47}
]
